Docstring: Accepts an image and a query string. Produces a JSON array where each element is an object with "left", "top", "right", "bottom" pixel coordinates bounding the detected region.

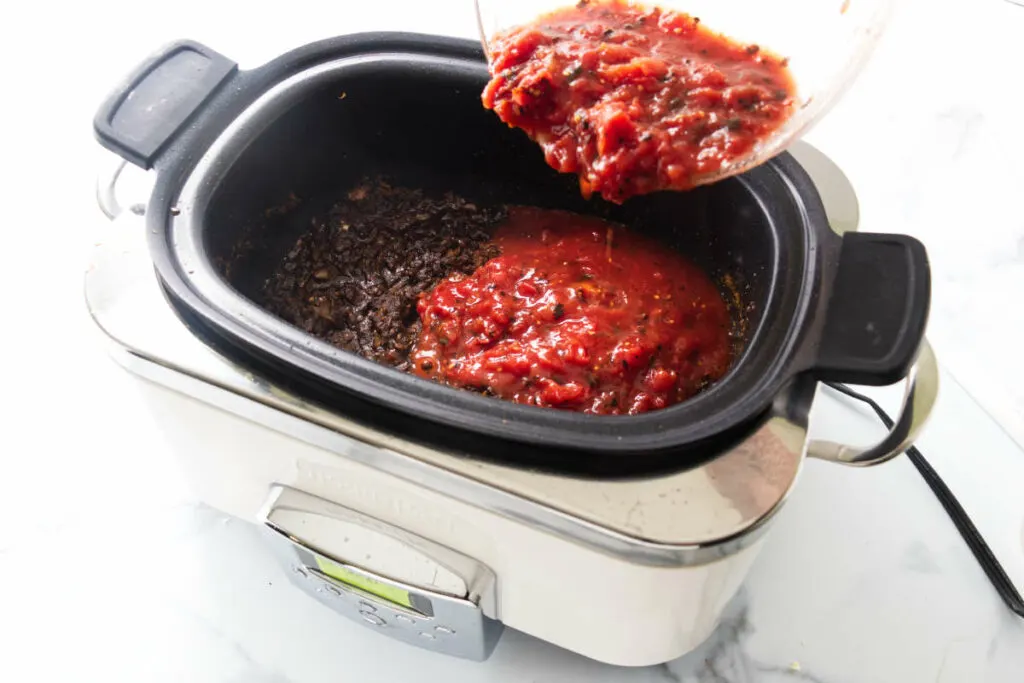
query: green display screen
[{"left": 314, "top": 556, "right": 415, "bottom": 610}]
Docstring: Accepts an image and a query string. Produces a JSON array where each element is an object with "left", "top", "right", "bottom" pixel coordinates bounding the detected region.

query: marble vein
[{"left": 661, "top": 591, "right": 833, "bottom": 683}]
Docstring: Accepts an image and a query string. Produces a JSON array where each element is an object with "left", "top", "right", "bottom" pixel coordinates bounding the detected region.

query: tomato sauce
[
  {"left": 482, "top": 0, "right": 797, "bottom": 203},
  {"left": 410, "top": 207, "right": 732, "bottom": 414}
]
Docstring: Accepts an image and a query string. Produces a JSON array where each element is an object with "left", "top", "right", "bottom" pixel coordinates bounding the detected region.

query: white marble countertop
[{"left": 2, "top": 0, "right": 1024, "bottom": 681}]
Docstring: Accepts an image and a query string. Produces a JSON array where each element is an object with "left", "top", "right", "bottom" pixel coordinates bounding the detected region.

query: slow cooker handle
[
  {"left": 807, "top": 339, "right": 938, "bottom": 466},
  {"left": 814, "top": 232, "right": 931, "bottom": 386},
  {"left": 805, "top": 232, "right": 935, "bottom": 466},
  {"left": 93, "top": 40, "right": 237, "bottom": 170}
]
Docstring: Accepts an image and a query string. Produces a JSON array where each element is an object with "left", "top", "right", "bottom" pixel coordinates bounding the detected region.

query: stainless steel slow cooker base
[{"left": 86, "top": 140, "right": 938, "bottom": 662}]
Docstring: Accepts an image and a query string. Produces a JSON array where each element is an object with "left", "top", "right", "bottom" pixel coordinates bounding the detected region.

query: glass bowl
[{"left": 474, "top": 0, "right": 896, "bottom": 189}]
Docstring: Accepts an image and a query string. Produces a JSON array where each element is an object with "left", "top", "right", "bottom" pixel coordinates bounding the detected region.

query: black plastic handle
[
  {"left": 814, "top": 232, "right": 931, "bottom": 386},
  {"left": 93, "top": 40, "right": 237, "bottom": 169}
]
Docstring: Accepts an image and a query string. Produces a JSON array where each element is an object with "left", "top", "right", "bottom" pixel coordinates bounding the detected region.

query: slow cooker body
[
  {"left": 89, "top": 31, "right": 937, "bottom": 667},
  {"left": 94, "top": 33, "right": 930, "bottom": 477}
]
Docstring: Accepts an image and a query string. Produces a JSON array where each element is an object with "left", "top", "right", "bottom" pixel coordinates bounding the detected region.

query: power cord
[{"left": 824, "top": 382, "right": 1024, "bottom": 619}]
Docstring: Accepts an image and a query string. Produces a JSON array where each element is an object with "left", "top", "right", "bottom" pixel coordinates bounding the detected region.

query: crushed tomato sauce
[
  {"left": 410, "top": 207, "right": 732, "bottom": 415},
  {"left": 482, "top": 0, "right": 797, "bottom": 203}
]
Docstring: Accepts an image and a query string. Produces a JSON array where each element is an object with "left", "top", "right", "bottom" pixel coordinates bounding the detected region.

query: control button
[
  {"left": 395, "top": 615, "right": 416, "bottom": 625},
  {"left": 358, "top": 601, "right": 378, "bottom": 614},
  {"left": 419, "top": 632, "right": 436, "bottom": 640},
  {"left": 435, "top": 626, "right": 456, "bottom": 635},
  {"left": 293, "top": 566, "right": 308, "bottom": 578},
  {"left": 323, "top": 584, "right": 341, "bottom": 597},
  {"left": 360, "top": 613, "right": 386, "bottom": 627}
]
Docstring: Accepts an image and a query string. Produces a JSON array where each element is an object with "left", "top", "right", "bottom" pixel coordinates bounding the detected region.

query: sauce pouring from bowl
[{"left": 476, "top": 0, "right": 894, "bottom": 200}]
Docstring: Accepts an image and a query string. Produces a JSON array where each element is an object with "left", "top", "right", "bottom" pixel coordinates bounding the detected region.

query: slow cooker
[{"left": 86, "top": 33, "right": 938, "bottom": 666}]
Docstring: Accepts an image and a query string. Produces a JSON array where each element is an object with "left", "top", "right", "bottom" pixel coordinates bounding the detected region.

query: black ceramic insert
[{"left": 93, "top": 33, "right": 930, "bottom": 476}]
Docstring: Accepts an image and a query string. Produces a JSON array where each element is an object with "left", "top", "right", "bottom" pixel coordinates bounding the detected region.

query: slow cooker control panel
[
  {"left": 284, "top": 550, "right": 498, "bottom": 658},
  {"left": 258, "top": 486, "right": 503, "bottom": 661}
]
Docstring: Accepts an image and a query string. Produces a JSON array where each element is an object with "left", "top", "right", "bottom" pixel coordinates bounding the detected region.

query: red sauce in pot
[
  {"left": 482, "top": 0, "right": 797, "bottom": 203},
  {"left": 410, "top": 207, "right": 732, "bottom": 414}
]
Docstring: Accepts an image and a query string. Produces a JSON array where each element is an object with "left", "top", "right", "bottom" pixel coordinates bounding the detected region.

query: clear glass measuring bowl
[{"left": 474, "top": 0, "right": 896, "bottom": 189}]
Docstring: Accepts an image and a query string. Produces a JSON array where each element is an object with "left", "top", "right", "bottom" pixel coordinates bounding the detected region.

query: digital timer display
[{"left": 314, "top": 555, "right": 416, "bottom": 610}]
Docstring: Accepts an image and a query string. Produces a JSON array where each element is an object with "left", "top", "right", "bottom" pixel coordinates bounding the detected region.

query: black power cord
[{"left": 824, "top": 382, "right": 1024, "bottom": 619}]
